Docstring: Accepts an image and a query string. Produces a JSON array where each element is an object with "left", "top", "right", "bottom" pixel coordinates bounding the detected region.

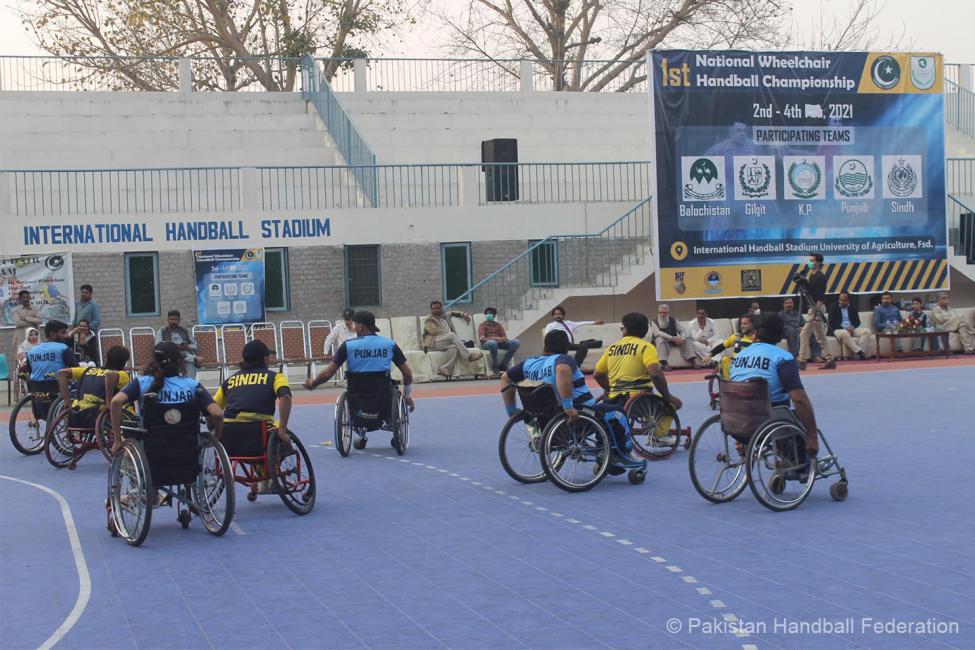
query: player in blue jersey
[
  {"left": 25, "top": 320, "right": 79, "bottom": 422},
  {"left": 729, "top": 313, "right": 819, "bottom": 456},
  {"left": 501, "top": 330, "right": 637, "bottom": 467},
  {"left": 304, "top": 311, "right": 415, "bottom": 411}
]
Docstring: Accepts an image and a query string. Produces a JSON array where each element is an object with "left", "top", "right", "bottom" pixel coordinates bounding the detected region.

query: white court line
[
  {"left": 710, "top": 599, "right": 726, "bottom": 608},
  {"left": 230, "top": 521, "right": 246, "bottom": 536},
  {"left": 1, "top": 475, "right": 91, "bottom": 650}
]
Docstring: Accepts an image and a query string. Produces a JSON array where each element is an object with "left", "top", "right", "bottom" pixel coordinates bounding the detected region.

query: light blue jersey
[
  {"left": 27, "top": 341, "right": 73, "bottom": 381},
  {"left": 511, "top": 354, "right": 595, "bottom": 407},
  {"left": 729, "top": 342, "right": 804, "bottom": 405}
]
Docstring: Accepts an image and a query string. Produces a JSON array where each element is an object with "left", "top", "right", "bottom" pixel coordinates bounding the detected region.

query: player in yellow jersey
[
  {"left": 56, "top": 345, "right": 132, "bottom": 430},
  {"left": 704, "top": 314, "right": 756, "bottom": 380},
  {"left": 593, "top": 313, "right": 682, "bottom": 446}
]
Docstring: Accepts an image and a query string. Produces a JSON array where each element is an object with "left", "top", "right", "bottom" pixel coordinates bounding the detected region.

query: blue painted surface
[{"left": 1, "top": 365, "right": 973, "bottom": 649}]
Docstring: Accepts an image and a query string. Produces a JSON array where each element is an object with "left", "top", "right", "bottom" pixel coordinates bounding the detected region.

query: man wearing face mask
[
  {"left": 478, "top": 307, "right": 521, "bottom": 374},
  {"left": 797, "top": 253, "right": 836, "bottom": 370}
]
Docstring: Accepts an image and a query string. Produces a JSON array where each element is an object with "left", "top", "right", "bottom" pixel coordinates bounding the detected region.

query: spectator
[
  {"left": 68, "top": 319, "right": 98, "bottom": 364},
  {"left": 779, "top": 297, "right": 802, "bottom": 357},
  {"left": 827, "top": 291, "right": 869, "bottom": 360},
  {"left": 542, "top": 305, "right": 604, "bottom": 368},
  {"left": 873, "top": 291, "right": 902, "bottom": 332},
  {"left": 907, "top": 297, "right": 931, "bottom": 352},
  {"left": 156, "top": 310, "right": 199, "bottom": 378},
  {"left": 929, "top": 293, "right": 975, "bottom": 354},
  {"left": 423, "top": 301, "right": 483, "bottom": 378},
  {"left": 324, "top": 309, "right": 357, "bottom": 361},
  {"left": 478, "top": 307, "right": 520, "bottom": 374},
  {"left": 651, "top": 304, "right": 699, "bottom": 370},
  {"left": 688, "top": 308, "right": 722, "bottom": 361},
  {"left": 73, "top": 284, "right": 102, "bottom": 333},
  {"left": 14, "top": 327, "right": 39, "bottom": 400},
  {"left": 797, "top": 253, "right": 835, "bottom": 370},
  {"left": 11, "top": 290, "right": 42, "bottom": 365},
  {"left": 737, "top": 301, "right": 761, "bottom": 333}
]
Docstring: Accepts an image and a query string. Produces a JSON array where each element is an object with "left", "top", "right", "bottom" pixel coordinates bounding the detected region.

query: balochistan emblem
[
  {"left": 871, "top": 55, "right": 901, "bottom": 90},
  {"left": 705, "top": 271, "right": 722, "bottom": 290},
  {"left": 835, "top": 159, "right": 873, "bottom": 198},
  {"left": 886, "top": 159, "right": 918, "bottom": 197},
  {"left": 738, "top": 158, "right": 771, "bottom": 199},
  {"left": 683, "top": 157, "right": 726, "bottom": 200},
  {"left": 910, "top": 55, "right": 936, "bottom": 90},
  {"left": 674, "top": 271, "right": 686, "bottom": 295},
  {"left": 788, "top": 160, "right": 822, "bottom": 199}
]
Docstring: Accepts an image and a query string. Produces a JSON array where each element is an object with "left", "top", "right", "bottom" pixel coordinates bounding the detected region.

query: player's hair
[
  {"left": 167, "top": 309, "right": 181, "bottom": 318},
  {"left": 543, "top": 330, "right": 570, "bottom": 355},
  {"left": 80, "top": 284, "right": 93, "bottom": 293},
  {"left": 621, "top": 312, "right": 649, "bottom": 339},
  {"left": 105, "top": 346, "right": 130, "bottom": 371},
  {"left": 754, "top": 313, "right": 784, "bottom": 344},
  {"left": 45, "top": 320, "right": 68, "bottom": 338},
  {"left": 810, "top": 253, "right": 823, "bottom": 265},
  {"left": 551, "top": 305, "right": 565, "bottom": 317}
]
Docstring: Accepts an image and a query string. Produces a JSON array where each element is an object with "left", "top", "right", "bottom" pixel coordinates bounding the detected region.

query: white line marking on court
[
  {"left": 471, "top": 481, "right": 482, "bottom": 486},
  {"left": 1, "top": 475, "right": 91, "bottom": 650},
  {"left": 437, "top": 469, "right": 448, "bottom": 473},
  {"left": 710, "top": 599, "right": 726, "bottom": 608},
  {"left": 399, "top": 459, "right": 410, "bottom": 463},
  {"left": 616, "top": 539, "right": 633, "bottom": 546},
  {"left": 651, "top": 556, "right": 666, "bottom": 563},
  {"left": 600, "top": 532, "right": 615, "bottom": 538},
  {"left": 460, "top": 477, "right": 470, "bottom": 481},
  {"left": 508, "top": 495, "right": 519, "bottom": 500},
  {"left": 635, "top": 547, "right": 650, "bottom": 554},
  {"left": 742, "top": 644, "right": 758, "bottom": 650},
  {"left": 682, "top": 576, "right": 698, "bottom": 584},
  {"left": 412, "top": 462, "right": 424, "bottom": 465},
  {"left": 566, "top": 518, "right": 581, "bottom": 524},
  {"left": 494, "top": 490, "right": 506, "bottom": 495},
  {"left": 449, "top": 473, "right": 459, "bottom": 477},
  {"left": 230, "top": 522, "right": 246, "bottom": 536},
  {"left": 535, "top": 506, "right": 547, "bottom": 511},
  {"left": 425, "top": 465, "right": 437, "bottom": 469},
  {"left": 582, "top": 524, "right": 597, "bottom": 530},
  {"left": 521, "top": 500, "right": 533, "bottom": 506},
  {"left": 549, "top": 512, "right": 563, "bottom": 517},
  {"left": 697, "top": 587, "right": 712, "bottom": 595},
  {"left": 666, "top": 565, "right": 683, "bottom": 573}
]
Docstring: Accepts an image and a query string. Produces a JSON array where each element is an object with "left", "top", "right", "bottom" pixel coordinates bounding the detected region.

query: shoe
[
  {"left": 468, "top": 350, "right": 483, "bottom": 362},
  {"left": 610, "top": 449, "right": 642, "bottom": 465},
  {"left": 819, "top": 358, "right": 836, "bottom": 370},
  {"left": 690, "top": 358, "right": 701, "bottom": 369},
  {"left": 437, "top": 367, "right": 451, "bottom": 378},
  {"left": 797, "top": 360, "right": 807, "bottom": 370},
  {"left": 257, "top": 480, "right": 275, "bottom": 494},
  {"left": 660, "top": 361, "right": 671, "bottom": 371},
  {"left": 856, "top": 351, "right": 865, "bottom": 360},
  {"left": 653, "top": 434, "right": 677, "bottom": 446}
]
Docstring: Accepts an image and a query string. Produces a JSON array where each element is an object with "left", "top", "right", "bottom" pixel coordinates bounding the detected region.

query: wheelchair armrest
[{"left": 120, "top": 425, "right": 147, "bottom": 439}]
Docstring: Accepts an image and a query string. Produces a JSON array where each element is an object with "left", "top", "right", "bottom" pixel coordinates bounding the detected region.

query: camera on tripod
[{"left": 792, "top": 272, "right": 809, "bottom": 287}]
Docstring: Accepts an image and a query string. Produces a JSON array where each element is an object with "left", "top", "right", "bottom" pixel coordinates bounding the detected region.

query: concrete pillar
[
  {"left": 520, "top": 60, "right": 533, "bottom": 93},
  {"left": 178, "top": 58, "right": 192, "bottom": 93},
  {"left": 354, "top": 59, "right": 367, "bottom": 94},
  {"left": 240, "top": 167, "right": 258, "bottom": 211},
  {"left": 460, "top": 166, "right": 480, "bottom": 207}
]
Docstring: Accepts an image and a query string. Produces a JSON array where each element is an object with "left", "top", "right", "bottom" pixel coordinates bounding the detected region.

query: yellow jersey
[
  {"left": 718, "top": 333, "right": 755, "bottom": 379},
  {"left": 213, "top": 368, "right": 291, "bottom": 425},
  {"left": 594, "top": 336, "right": 660, "bottom": 399},
  {"left": 69, "top": 366, "right": 131, "bottom": 411}
]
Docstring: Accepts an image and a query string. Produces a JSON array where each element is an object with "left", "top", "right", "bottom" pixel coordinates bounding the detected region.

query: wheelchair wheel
[
  {"left": 625, "top": 393, "right": 681, "bottom": 460},
  {"left": 108, "top": 441, "right": 152, "bottom": 547},
  {"left": 498, "top": 410, "right": 546, "bottom": 484},
  {"left": 8, "top": 395, "right": 46, "bottom": 455},
  {"left": 746, "top": 420, "right": 816, "bottom": 512},
  {"left": 192, "top": 433, "right": 235, "bottom": 536},
  {"left": 391, "top": 391, "right": 409, "bottom": 455},
  {"left": 47, "top": 397, "right": 64, "bottom": 432},
  {"left": 43, "top": 410, "right": 76, "bottom": 468},
  {"left": 688, "top": 415, "right": 749, "bottom": 504},
  {"left": 540, "top": 412, "right": 611, "bottom": 493},
  {"left": 95, "top": 410, "right": 136, "bottom": 462},
  {"left": 334, "top": 392, "right": 353, "bottom": 457},
  {"left": 269, "top": 433, "right": 316, "bottom": 515}
]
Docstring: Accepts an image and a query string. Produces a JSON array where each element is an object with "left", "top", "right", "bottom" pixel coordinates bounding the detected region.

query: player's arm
[
  {"left": 391, "top": 344, "right": 415, "bottom": 411},
  {"left": 554, "top": 362, "right": 578, "bottom": 423},
  {"left": 778, "top": 358, "right": 817, "bottom": 455},
  {"left": 304, "top": 342, "right": 347, "bottom": 390},
  {"left": 103, "top": 371, "right": 120, "bottom": 407},
  {"left": 499, "top": 362, "right": 525, "bottom": 416},
  {"left": 56, "top": 367, "right": 76, "bottom": 410},
  {"left": 272, "top": 373, "right": 292, "bottom": 440},
  {"left": 643, "top": 344, "right": 680, "bottom": 409},
  {"left": 593, "top": 350, "right": 610, "bottom": 394},
  {"left": 110, "top": 380, "right": 140, "bottom": 454}
]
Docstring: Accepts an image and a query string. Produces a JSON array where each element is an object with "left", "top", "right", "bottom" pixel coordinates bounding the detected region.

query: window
[
  {"left": 124, "top": 252, "right": 160, "bottom": 316},
  {"left": 441, "top": 243, "right": 472, "bottom": 303},
  {"left": 529, "top": 239, "right": 559, "bottom": 287},
  {"left": 345, "top": 245, "right": 381, "bottom": 306},
  {"left": 265, "top": 248, "right": 289, "bottom": 311}
]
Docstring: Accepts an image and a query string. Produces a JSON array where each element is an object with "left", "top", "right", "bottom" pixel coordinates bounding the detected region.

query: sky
[{"left": 1, "top": 0, "right": 972, "bottom": 63}]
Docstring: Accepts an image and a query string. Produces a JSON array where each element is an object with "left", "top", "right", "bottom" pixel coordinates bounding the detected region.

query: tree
[
  {"left": 794, "top": 0, "right": 909, "bottom": 52},
  {"left": 18, "top": 0, "right": 416, "bottom": 90}
]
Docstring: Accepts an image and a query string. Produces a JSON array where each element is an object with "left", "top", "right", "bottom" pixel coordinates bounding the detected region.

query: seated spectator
[
  {"left": 423, "top": 301, "right": 483, "bottom": 378},
  {"left": 156, "top": 310, "right": 198, "bottom": 378},
  {"left": 688, "top": 308, "right": 723, "bottom": 361},
  {"left": 478, "top": 307, "right": 520, "bottom": 374},
  {"left": 779, "top": 298, "right": 802, "bottom": 357},
  {"left": 907, "top": 297, "right": 931, "bottom": 352},
  {"left": 68, "top": 319, "right": 98, "bottom": 364},
  {"left": 873, "top": 291, "right": 902, "bottom": 332},
  {"left": 928, "top": 292, "right": 975, "bottom": 354},
  {"left": 542, "top": 305, "right": 604, "bottom": 368},
  {"left": 651, "top": 304, "right": 699, "bottom": 370},
  {"left": 324, "top": 309, "right": 357, "bottom": 361},
  {"left": 828, "top": 292, "right": 869, "bottom": 360}
]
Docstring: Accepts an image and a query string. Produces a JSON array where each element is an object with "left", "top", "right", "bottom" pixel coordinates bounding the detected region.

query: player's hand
[
  {"left": 111, "top": 436, "right": 123, "bottom": 455},
  {"left": 302, "top": 378, "right": 316, "bottom": 391},
  {"left": 595, "top": 320, "right": 605, "bottom": 325},
  {"left": 673, "top": 336, "right": 685, "bottom": 344},
  {"left": 324, "top": 353, "right": 333, "bottom": 361},
  {"left": 563, "top": 408, "right": 579, "bottom": 424},
  {"left": 405, "top": 396, "right": 415, "bottom": 412},
  {"left": 277, "top": 429, "right": 291, "bottom": 444},
  {"left": 668, "top": 396, "right": 683, "bottom": 410},
  {"left": 462, "top": 313, "right": 471, "bottom": 323},
  {"left": 702, "top": 354, "right": 712, "bottom": 365}
]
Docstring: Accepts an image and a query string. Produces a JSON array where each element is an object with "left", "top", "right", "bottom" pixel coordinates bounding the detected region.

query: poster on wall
[
  {"left": 1, "top": 253, "right": 74, "bottom": 327},
  {"left": 194, "top": 249, "right": 265, "bottom": 325},
  {"left": 649, "top": 50, "right": 947, "bottom": 300}
]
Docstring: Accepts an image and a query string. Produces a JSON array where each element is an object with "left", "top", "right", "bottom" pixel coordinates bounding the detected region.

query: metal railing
[
  {"left": 348, "top": 58, "right": 522, "bottom": 92},
  {"left": 6, "top": 167, "right": 239, "bottom": 216},
  {"left": 947, "top": 158, "right": 975, "bottom": 251},
  {"left": 946, "top": 80, "right": 975, "bottom": 137},
  {"left": 444, "top": 198, "right": 653, "bottom": 319},
  {"left": 530, "top": 60, "right": 647, "bottom": 93},
  {"left": 300, "top": 55, "right": 378, "bottom": 205}
]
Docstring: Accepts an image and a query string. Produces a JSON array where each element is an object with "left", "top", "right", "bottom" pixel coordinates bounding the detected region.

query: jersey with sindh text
[
  {"left": 594, "top": 336, "right": 660, "bottom": 399},
  {"left": 214, "top": 368, "right": 291, "bottom": 423},
  {"left": 70, "top": 366, "right": 131, "bottom": 411}
]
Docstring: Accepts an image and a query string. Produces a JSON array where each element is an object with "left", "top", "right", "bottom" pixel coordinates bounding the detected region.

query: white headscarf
[{"left": 18, "top": 327, "right": 38, "bottom": 358}]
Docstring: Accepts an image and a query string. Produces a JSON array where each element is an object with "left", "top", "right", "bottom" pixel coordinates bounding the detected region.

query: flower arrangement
[{"left": 897, "top": 315, "right": 925, "bottom": 334}]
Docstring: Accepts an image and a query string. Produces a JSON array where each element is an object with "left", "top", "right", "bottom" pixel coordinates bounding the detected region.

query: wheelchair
[
  {"left": 8, "top": 380, "right": 61, "bottom": 455},
  {"left": 688, "top": 378, "right": 848, "bottom": 512},
  {"left": 221, "top": 421, "right": 316, "bottom": 515},
  {"left": 334, "top": 372, "right": 409, "bottom": 456},
  {"left": 618, "top": 391, "right": 690, "bottom": 460},
  {"left": 107, "top": 401, "right": 235, "bottom": 546},
  {"left": 497, "top": 383, "right": 557, "bottom": 484},
  {"left": 45, "top": 405, "right": 139, "bottom": 469}
]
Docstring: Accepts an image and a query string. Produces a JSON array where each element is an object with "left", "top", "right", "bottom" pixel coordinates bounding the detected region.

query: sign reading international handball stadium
[
  {"left": 649, "top": 50, "right": 947, "bottom": 300},
  {"left": 194, "top": 248, "right": 265, "bottom": 325}
]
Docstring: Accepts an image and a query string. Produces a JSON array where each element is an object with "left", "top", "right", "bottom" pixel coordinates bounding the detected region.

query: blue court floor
[{"left": 1, "top": 364, "right": 973, "bottom": 650}]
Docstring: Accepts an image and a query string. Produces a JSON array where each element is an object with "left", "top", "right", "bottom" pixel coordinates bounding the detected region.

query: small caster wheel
[
  {"left": 68, "top": 462, "right": 77, "bottom": 471},
  {"left": 353, "top": 437, "right": 367, "bottom": 450},
  {"left": 627, "top": 469, "right": 646, "bottom": 485},
  {"left": 830, "top": 481, "right": 848, "bottom": 502},
  {"left": 247, "top": 491, "right": 258, "bottom": 502},
  {"left": 178, "top": 510, "right": 191, "bottom": 529},
  {"left": 769, "top": 475, "right": 785, "bottom": 495}
]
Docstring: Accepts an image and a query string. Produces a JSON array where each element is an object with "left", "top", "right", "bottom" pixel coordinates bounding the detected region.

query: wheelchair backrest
[
  {"left": 138, "top": 419, "right": 203, "bottom": 488},
  {"left": 346, "top": 371, "right": 393, "bottom": 425},
  {"left": 221, "top": 420, "right": 269, "bottom": 458},
  {"left": 516, "top": 382, "right": 562, "bottom": 418},
  {"left": 718, "top": 379, "right": 772, "bottom": 437},
  {"left": 140, "top": 400, "right": 202, "bottom": 430}
]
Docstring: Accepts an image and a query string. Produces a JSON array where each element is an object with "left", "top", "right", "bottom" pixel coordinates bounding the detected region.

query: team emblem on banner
[
  {"left": 682, "top": 156, "right": 726, "bottom": 201},
  {"left": 910, "top": 56, "right": 936, "bottom": 90},
  {"left": 871, "top": 55, "right": 901, "bottom": 90},
  {"left": 783, "top": 156, "right": 824, "bottom": 200},
  {"left": 741, "top": 269, "right": 762, "bottom": 292},
  {"left": 734, "top": 156, "right": 775, "bottom": 200},
  {"left": 882, "top": 155, "right": 923, "bottom": 199},
  {"left": 674, "top": 271, "right": 686, "bottom": 295},
  {"left": 833, "top": 156, "right": 875, "bottom": 199},
  {"left": 704, "top": 271, "right": 723, "bottom": 294}
]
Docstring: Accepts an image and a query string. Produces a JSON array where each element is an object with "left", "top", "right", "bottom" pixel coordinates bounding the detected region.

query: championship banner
[
  {"left": 649, "top": 50, "right": 947, "bottom": 300},
  {"left": 194, "top": 249, "right": 265, "bottom": 325},
  {"left": 1, "top": 253, "right": 74, "bottom": 327}
]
